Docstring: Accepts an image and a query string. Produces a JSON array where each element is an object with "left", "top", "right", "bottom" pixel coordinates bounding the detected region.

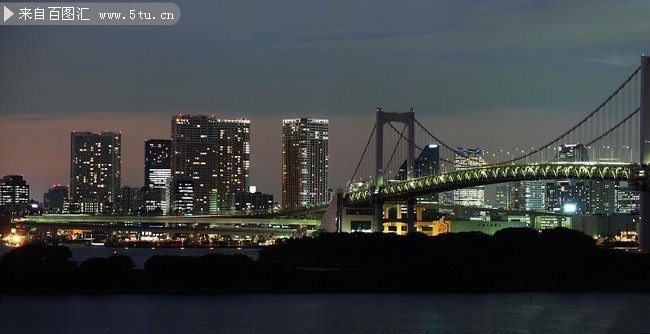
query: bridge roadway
[
  {"left": 15, "top": 215, "right": 321, "bottom": 237},
  {"left": 345, "top": 162, "right": 647, "bottom": 205}
]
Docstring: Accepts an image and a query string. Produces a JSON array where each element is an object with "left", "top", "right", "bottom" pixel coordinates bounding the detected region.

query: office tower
[
  {"left": 395, "top": 144, "right": 440, "bottom": 180},
  {"left": 588, "top": 180, "right": 616, "bottom": 214},
  {"left": 282, "top": 118, "right": 329, "bottom": 209},
  {"left": 167, "top": 176, "right": 194, "bottom": 215},
  {"left": 395, "top": 144, "right": 440, "bottom": 203},
  {"left": 145, "top": 139, "right": 171, "bottom": 213},
  {"left": 115, "top": 186, "right": 145, "bottom": 215},
  {"left": 508, "top": 182, "right": 526, "bottom": 210},
  {"left": 43, "top": 184, "right": 69, "bottom": 214},
  {"left": 0, "top": 175, "right": 29, "bottom": 212},
  {"left": 615, "top": 181, "right": 640, "bottom": 214},
  {"left": 495, "top": 183, "right": 510, "bottom": 209},
  {"left": 546, "top": 180, "right": 588, "bottom": 213},
  {"left": 523, "top": 180, "right": 546, "bottom": 211},
  {"left": 555, "top": 143, "right": 589, "bottom": 162},
  {"left": 145, "top": 139, "right": 172, "bottom": 189},
  {"left": 171, "top": 114, "right": 250, "bottom": 214},
  {"left": 548, "top": 143, "right": 589, "bottom": 214},
  {"left": 453, "top": 148, "right": 485, "bottom": 207},
  {"left": 70, "top": 131, "right": 121, "bottom": 213}
]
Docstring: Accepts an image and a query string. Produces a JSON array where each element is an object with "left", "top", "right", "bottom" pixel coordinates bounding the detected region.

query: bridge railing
[{"left": 345, "top": 162, "right": 641, "bottom": 204}]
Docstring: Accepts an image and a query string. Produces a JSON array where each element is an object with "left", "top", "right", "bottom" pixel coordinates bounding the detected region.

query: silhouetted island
[{"left": 2, "top": 228, "right": 650, "bottom": 293}]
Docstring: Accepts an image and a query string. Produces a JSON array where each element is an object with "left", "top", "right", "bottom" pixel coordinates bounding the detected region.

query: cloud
[{"left": 588, "top": 54, "right": 639, "bottom": 67}]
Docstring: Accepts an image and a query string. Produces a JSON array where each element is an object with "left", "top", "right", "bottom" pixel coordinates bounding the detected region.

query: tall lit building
[
  {"left": 167, "top": 175, "right": 194, "bottom": 215},
  {"left": 145, "top": 139, "right": 172, "bottom": 189},
  {"left": 523, "top": 180, "right": 546, "bottom": 211},
  {"left": 145, "top": 139, "right": 171, "bottom": 213},
  {"left": 70, "top": 131, "right": 121, "bottom": 213},
  {"left": 395, "top": 144, "right": 440, "bottom": 180},
  {"left": 282, "top": 118, "right": 329, "bottom": 209},
  {"left": 453, "top": 148, "right": 485, "bottom": 207},
  {"left": 615, "top": 181, "right": 639, "bottom": 214},
  {"left": 395, "top": 144, "right": 440, "bottom": 203},
  {"left": 548, "top": 143, "right": 589, "bottom": 214},
  {"left": 171, "top": 114, "right": 250, "bottom": 214},
  {"left": 0, "top": 175, "right": 29, "bottom": 212}
]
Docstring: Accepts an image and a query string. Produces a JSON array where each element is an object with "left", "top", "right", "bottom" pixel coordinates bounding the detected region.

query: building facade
[
  {"left": 70, "top": 131, "right": 121, "bottom": 213},
  {"left": 167, "top": 176, "right": 194, "bottom": 215},
  {"left": 282, "top": 118, "right": 329, "bottom": 209},
  {"left": 0, "top": 175, "right": 29, "bottom": 212},
  {"left": 171, "top": 115, "right": 250, "bottom": 214},
  {"left": 145, "top": 139, "right": 172, "bottom": 189},
  {"left": 452, "top": 148, "right": 485, "bottom": 207},
  {"left": 43, "top": 184, "right": 68, "bottom": 214}
]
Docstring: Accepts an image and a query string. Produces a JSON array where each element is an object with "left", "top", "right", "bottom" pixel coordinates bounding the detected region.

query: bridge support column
[
  {"left": 373, "top": 108, "right": 416, "bottom": 233},
  {"left": 640, "top": 55, "right": 650, "bottom": 252},
  {"left": 373, "top": 197, "right": 384, "bottom": 233},
  {"left": 407, "top": 197, "right": 416, "bottom": 233}
]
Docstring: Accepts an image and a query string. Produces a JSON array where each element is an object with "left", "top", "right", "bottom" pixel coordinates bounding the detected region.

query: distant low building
[
  {"left": 43, "top": 184, "right": 69, "bottom": 214},
  {"left": 0, "top": 175, "right": 30, "bottom": 213}
]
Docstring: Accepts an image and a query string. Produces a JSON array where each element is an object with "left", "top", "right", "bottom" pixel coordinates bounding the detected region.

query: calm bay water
[{"left": 1, "top": 293, "right": 649, "bottom": 333}]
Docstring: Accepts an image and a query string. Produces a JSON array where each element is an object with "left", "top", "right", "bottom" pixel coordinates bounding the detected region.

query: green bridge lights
[{"left": 345, "top": 162, "right": 643, "bottom": 204}]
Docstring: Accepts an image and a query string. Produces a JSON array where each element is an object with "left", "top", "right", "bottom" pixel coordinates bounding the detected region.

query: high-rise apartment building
[
  {"left": 282, "top": 118, "right": 329, "bottom": 209},
  {"left": 453, "top": 148, "right": 485, "bottom": 207},
  {"left": 70, "top": 131, "right": 121, "bottom": 213},
  {"left": 171, "top": 114, "right": 250, "bottom": 214}
]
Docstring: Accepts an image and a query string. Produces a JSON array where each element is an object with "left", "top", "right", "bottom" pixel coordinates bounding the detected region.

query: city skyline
[{"left": 3, "top": 0, "right": 650, "bottom": 201}]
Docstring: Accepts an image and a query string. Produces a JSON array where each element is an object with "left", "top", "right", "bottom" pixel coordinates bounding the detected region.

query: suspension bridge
[{"left": 342, "top": 56, "right": 650, "bottom": 252}]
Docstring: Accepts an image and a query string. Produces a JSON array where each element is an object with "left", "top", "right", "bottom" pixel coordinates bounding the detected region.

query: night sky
[{"left": 1, "top": 0, "right": 650, "bottom": 200}]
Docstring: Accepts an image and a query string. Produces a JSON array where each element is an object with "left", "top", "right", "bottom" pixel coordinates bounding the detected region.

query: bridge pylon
[
  {"left": 373, "top": 108, "right": 416, "bottom": 232},
  {"left": 640, "top": 55, "right": 650, "bottom": 252}
]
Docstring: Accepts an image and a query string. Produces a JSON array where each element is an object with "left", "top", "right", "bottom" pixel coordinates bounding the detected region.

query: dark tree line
[{"left": 1, "top": 228, "right": 650, "bottom": 293}]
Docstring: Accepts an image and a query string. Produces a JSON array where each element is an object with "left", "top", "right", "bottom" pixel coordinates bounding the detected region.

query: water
[
  {"left": 1, "top": 293, "right": 649, "bottom": 333},
  {"left": 0, "top": 244, "right": 260, "bottom": 268}
]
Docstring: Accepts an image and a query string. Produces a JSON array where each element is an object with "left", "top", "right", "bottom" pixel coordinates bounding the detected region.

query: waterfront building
[
  {"left": 281, "top": 118, "right": 329, "bottom": 209},
  {"left": 70, "top": 131, "right": 121, "bottom": 213},
  {"left": 171, "top": 115, "right": 250, "bottom": 214}
]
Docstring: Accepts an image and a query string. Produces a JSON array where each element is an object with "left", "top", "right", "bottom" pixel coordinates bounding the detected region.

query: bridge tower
[
  {"left": 373, "top": 108, "right": 416, "bottom": 232},
  {"left": 640, "top": 55, "right": 650, "bottom": 252}
]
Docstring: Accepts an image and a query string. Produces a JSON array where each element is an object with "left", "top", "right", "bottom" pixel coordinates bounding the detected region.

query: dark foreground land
[{"left": 2, "top": 228, "right": 650, "bottom": 293}]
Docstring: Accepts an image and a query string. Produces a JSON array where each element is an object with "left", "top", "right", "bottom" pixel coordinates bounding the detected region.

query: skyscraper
[
  {"left": 145, "top": 139, "right": 171, "bottom": 213},
  {"left": 171, "top": 114, "right": 250, "bottom": 214},
  {"left": 70, "top": 131, "right": 121, "bottom": 213},
  {"left": 395, "top": 144, "right": 440, "bottom": 180},
  {"left": 282, "top": 118, "right": 329, "bottom": 209},
  {"left": 167, "top": 175, "right": 194, "bottom": 215},
  {"left": 453, "top": 148, "right": 485, "bottom": 207},
  {"left": 145, "top": 139, "right": 172, "bottom": 189},
  {"left": 395, "top": 144, "right": 440, "bottom": 203}
]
